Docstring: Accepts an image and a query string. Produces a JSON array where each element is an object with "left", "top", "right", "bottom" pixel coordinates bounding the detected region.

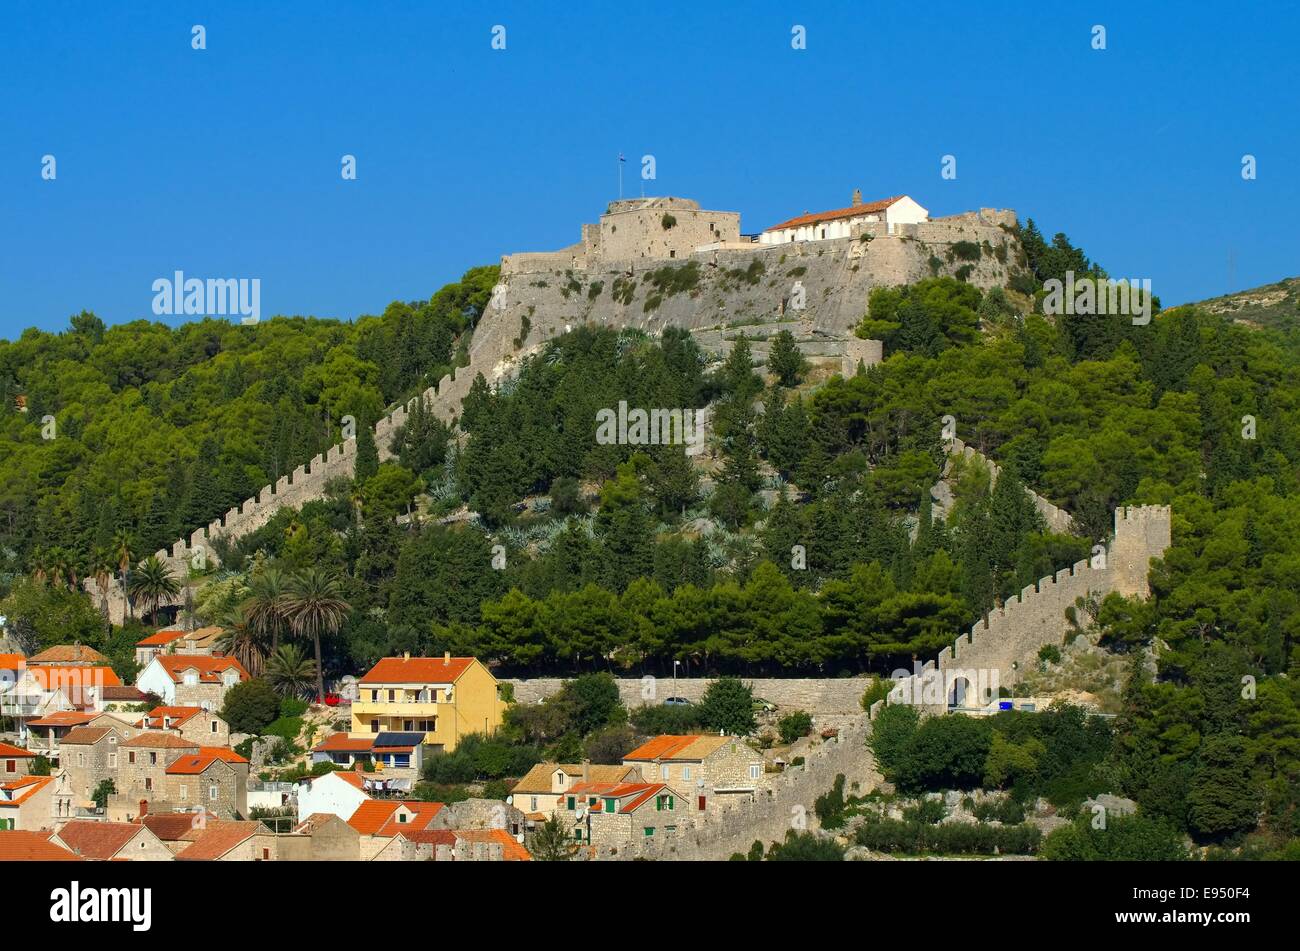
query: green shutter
[{"left": 567, "top": 796, "right": 575, "bottom": 809}]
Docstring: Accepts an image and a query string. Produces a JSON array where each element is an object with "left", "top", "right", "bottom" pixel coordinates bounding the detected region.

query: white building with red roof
[
  {"left": 136, "top": 654, "right": 249, "bottom": 708},
  {"left": 760, "top": 191, "right": 929, "bottom": 244}
]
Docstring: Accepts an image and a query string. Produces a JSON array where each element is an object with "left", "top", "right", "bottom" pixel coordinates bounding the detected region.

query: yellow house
[{"left": 349, "top": 653, "right": 508, "bottom": 753}]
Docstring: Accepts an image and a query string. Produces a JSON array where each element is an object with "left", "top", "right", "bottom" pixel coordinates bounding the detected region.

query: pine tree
[
  {"left": 354, "top": 416, "right": 379, "bottom": 483},
  {"left": 767, "top": 330, "right": 807, "bottom": 387}
]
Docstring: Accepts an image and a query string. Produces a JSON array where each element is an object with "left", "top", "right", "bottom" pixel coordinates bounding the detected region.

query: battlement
[{"left": 871, "top": 441, "right": 1173, "bottom": 719}]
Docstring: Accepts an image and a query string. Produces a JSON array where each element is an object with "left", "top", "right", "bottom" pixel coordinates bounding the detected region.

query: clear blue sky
[{"left": 1, "top": 0, "right": 1295, "bottom": 337}]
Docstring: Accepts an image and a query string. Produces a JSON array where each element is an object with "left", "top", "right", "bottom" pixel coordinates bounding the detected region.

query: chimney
[
  {"left": 402, "top": 651, "right": 410, "bottom": 661},
  {"left": 443, "top": 651, "right": 450, "bottom": 666},
  {"left": 582, "top": 759, "right": 590, "bottom": 784},
  {"left": 851, "top": 188, "right": 863, "bottom": 207},
  {"left": 138, "top": 799, "right": 148, "bottom": 817}
]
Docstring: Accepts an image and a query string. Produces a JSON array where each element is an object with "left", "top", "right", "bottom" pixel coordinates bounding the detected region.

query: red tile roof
[
  {"left": 60, "top": 726, "right": 114, "bottom": 745},
  {"left": 456, "top": 828, "right": 532, "bottom": 861},
  {"left": 766, "top": 195, "right": 906, "bottom": 233},
  {"left": 101, "top": 686, "right": 148, "bottom": 701},
  {"left": 623, "top": 735, "right": 706, "bottom": 761},
  {"left": 566, "top": 781, "right": 669, "bottom": 814},
  {"left": 359, "top": 656, "right": 476, "bottom": 684},
  {"left": 153, "top": 655, "right": 249, "bottom": 684},
  {"left": 0, "top": 742, "right": 34, "bottom": 758},
  {"left": 0, "top": 775, "right": 54, "bottom": 807},
  {"left": 27, "top": 645, "right": 109, "bottom": 665},
  {"left": 122, "top": 733, "right": 198, "bottom": 750},
  {"left": 165, "top": 747, "right": 248, "bottom": 775},
  {"left": 25, "top": 665, "right": 123, "bottom": 695},
  {"left": 0, "top": 653, "right": 25, "bottom": 671},
  {"left": 25, "top": 711, "right": 99, "bottom": 728},
  {"left": 175, "top": 821, "right": 263, "bottom": 861},
  {"left": 0, "top": 830, "right": 80, "bottom": 861},
  {"left": 347, "top": 800, "right": 445, "bottom": 836},
  {"left": 135, "top": 629, "right": 187, "bottom": 647},
  {"left": 53, "top": 821, "right": 146, "bottom": 860},
  {"left": 139, "top": 813, "right": 207, "bottom": 841},
  {"left": 139, "top": 705, "right": 203, "bottom": 729}
]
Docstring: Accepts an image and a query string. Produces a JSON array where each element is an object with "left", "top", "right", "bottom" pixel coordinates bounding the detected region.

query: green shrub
[{"left": 778, "top": 710, "right": 813, "bottom": 744}]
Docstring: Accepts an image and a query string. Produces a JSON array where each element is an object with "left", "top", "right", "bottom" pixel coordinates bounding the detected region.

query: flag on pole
[{"left": 618, "top": 152, "right": 625, "bottom": 163}]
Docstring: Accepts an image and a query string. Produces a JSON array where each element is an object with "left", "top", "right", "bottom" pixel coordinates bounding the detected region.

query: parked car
[
  {"left": 663, "top": 696, "right": 692, "bottom": 706},
  {"left": 752, "top": 697, "right": 777, "bottom": 713},
  {"left": 316, "top": 693, "right": 342, "bottom": 707}
]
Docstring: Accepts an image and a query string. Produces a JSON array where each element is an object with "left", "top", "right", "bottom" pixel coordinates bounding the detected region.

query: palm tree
[
  {"left": 126, "top": 556, "right": 180, "bottom": 625},
  {"left": 281, "top": 568, "right": 350, "bottom": 703},
  {"left": 214, "top": 608, "right": 269, "bottom": 677},
  {"left": 243, "top": 567, "right": 290, "bottom": 654},
  {"left": 264, "top": 644, "right": 318, "bottom": 700},
  {"left": 113, "top": 531, "right": 134, "bottom": 619}
]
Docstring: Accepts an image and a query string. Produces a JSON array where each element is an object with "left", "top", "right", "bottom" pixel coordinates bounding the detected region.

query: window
[
  {"left": 128, "top": 752, "right": 136, "bottom": 765},
  {"left": 149, "top": 752, "right": 157, "bottom": 766},
  {"left": 749, "top": 764, "right": 761, "bottom": 780},
  {"left": 387, "top": 690, "right": 395, "bottom": 702},
  {"left": 107, "top": 753, "right": 117, "bottom": 769},
  {"left": 573, "top": 829, "right": 583, "bottom": 841},
  {"left": 643, "top": 827, "right": 655, "bottom": 837},
  {"left": 682, "top": 767, "right": 691, "bottom": 781},
  {"left": 397, "top": 812, "right": 408, "bottom": 824},
  {"left": 145, "top": 778, "right": 152, "bottom": 791},
  {"left": 209, "top": 721, "right": 218, "bottom": 733},
  {"left": 208, "top": 784, "right": 218, "bottom": 801},
  {"left": 262, "top": 848, "right": 270, "bottom": 860},
  {"left": 370, "top": 720, "right": 379, "bottom": 734},
  {"left": 604, "top": 798, "right": 617, "bottom": 814},
  {"left": 4, "top": 760, "right": 13, "bottom": 773},
  {"left": 566, "top": 796, "right": 575, "bottom": 810},
  {"left": 179, "top": 785, "right": 188, "bottom": 800},
  {"left": 530, "top": 796, "right": 538, "bottom": 811},
  {"left": 77, "top": 753, "right": 85, "bottom": 767},
  {"left": 698, "top": 795, "right": 707, "bottom": 811},
  {"left": 660, "top": 764, "right": 669, "bottom": 780},
  {"left": 404, "top": 720, "right": 413, "bottom": 731}
]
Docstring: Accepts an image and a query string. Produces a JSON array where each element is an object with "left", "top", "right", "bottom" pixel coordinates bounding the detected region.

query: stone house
[
  {"left": 0, "top": 775, "right": 54, "bottom": 831},
  {"left": 622, "top": 734, "right": 767, "bottom": 813},
  {"left": 175, "top": 820, "right": 285, "bottom": 861},
  {"left": 293, "top": 812, "right": 361, "bottom": 861},
  {"left": 134, "top": 626, "right": 224, "bottom": 668},
  {"left": 135, "top": 654, "right": 249, "bottom": 709},
  {"left": 509, "top": 761, "right": 642, "bottom": 822},
  {"left": 58, "top": 720, "right": 137, "bottom": 806},
  {"left": 558, "top": 780, "right": 681, "bottom": 853},
  {"left": 137, "top": 705, "right": 230, "bottom": 746},
  {"left": 0, "top": 741, "right": 35, "bottom": 778},
  {"left": 346, "top": 799, "right": 447, "bottom": 860},
  {"left": 161, "top": 748, "right": 249, "bottom": 817},
  {"left": 50, "top": 819, "right": 173, "bottom": 861}
]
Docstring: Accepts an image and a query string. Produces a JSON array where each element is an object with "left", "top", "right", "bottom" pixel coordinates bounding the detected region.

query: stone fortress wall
[
  {"left": 873, "top": 435, "right": 1172, "bottom": 717},
  {"left": 90, "top": 195, "right": 1025, "bottom": 624}
]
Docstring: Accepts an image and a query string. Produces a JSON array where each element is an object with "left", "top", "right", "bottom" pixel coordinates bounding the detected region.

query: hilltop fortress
[{"left": 91, "top": 190, "right": 1025, "bottom": 620}]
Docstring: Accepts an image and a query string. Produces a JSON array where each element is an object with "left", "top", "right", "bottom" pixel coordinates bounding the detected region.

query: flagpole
[{"left": 618, "top": 154, "right": 623, "bottom": 199}]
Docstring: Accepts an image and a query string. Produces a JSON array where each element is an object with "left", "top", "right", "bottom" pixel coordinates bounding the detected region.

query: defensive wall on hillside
[
  {"left": 506, "top": 676, "right": 872, "bottom": 714},
  {"left": 599, "top": 715, "right": 880, "bottom": 861},
  {"left": 873, "top": 504, "right": 1171, "bottom": 718},
  {"left": 89, "top": 196, "right": 1024, "bottom": 623}
]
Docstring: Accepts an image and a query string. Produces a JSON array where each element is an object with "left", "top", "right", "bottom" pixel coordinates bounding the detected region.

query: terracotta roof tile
[
  {"left": 313, "top": 734, "right": 375, "bottom": 753},
  {"left": 135, "top": 629, "right": 188, "bottom": 647},
  {"left": 175, "top": 821, "right": 262, "bottom": 861},
  {"left": 139, "top": 705, "right": 203, "bottom": 729},
  {"left": 0, "top": 742, "right": 34, "bottom": 758},
  {"left": 0, "top": 830, "right": 80, "bottom": 861},
  {"left": 455, "top": 828, "right": 532, "bottom": 860},
  {"left": 27, "top": 645, "right": 109, "bottom": 665},
  {"left": 140, "top": 813, "right": 207, "bottom": 841},
  {"left": 622, "top": 734, "right": 731, "bottom": 762},
  {"left": 359, "top": 656, "right": 476, "bottom": 684},
  {"left": 0, "top": 775, "right": 54, "bottom": 807},
  {"left": 60, "top": 726, "right": 114, "bottom": 745},
  {"left": 510, "top": 762, "right": 639, "bottom": 794},
  {"left": 347, "top": 800, "right": 444, "bottom": 836},
  {"left": 53, "top": 821, "right": 145, "bottom": 860},
  {"left": 766, "top": 195, "right": 907, "bottom": 233},
  {"left": 25, "top": 711, "right": 98, "bottom": 728},
  {"left": 122, "top": 733, "right": 198, "bottom": 750},
  {"left": 153, "top": 655, "right": 249, "bottom": 684},
  {"left": 165, "top": 748, "right": 247, "bottom": 775}
]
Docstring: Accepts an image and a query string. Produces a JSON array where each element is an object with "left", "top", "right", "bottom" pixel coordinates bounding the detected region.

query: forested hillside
[{"left": 3, "top": 221, "right": 1300, "bottom": 856}]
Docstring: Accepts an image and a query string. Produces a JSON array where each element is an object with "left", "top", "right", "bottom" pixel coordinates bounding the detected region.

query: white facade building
[{"left": 760, "top": 192, "right": 929, "bottom": 245}]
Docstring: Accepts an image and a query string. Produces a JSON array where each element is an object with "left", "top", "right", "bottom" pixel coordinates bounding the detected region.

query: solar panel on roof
[{"left": 374, "top": 732, "right": 425, "bottom": 747}]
